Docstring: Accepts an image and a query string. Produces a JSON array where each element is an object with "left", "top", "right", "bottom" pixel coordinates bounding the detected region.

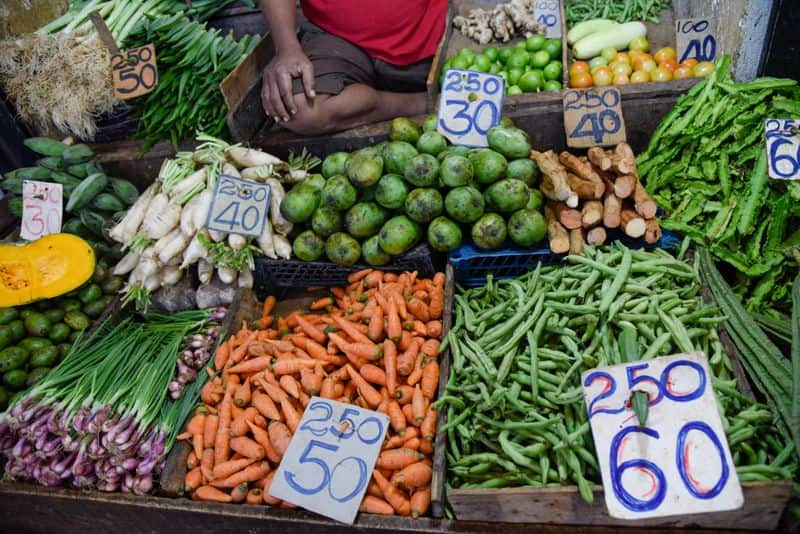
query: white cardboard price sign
[
  {"left": 269, "top": 397, "right": 389, "bottom": 524},
  {"left": 582, "top": 352, "right": 742, "bottom": 520},
  {"left": 676, "top": 19, "right": 717, "bottom": 63},
  {"left": 563, "top": 87, "right": 626, "bottom": 148},
  {"left": 533, "top": 0, "right": 562, "bottom": 38},
  {"left": 205, "top": 174, "right": 271, "bottom": 237},
  {"left": 437, "top": 69, "right": 504, "bottom": 148},
  {"left": 21, "top": 180, "right": 62, "bottom": 241},
  {"left": 765, "top": 118, "right": 800, "bottom": 180}
]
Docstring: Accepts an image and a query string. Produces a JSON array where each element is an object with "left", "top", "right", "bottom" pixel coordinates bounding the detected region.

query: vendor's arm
[{"left": 260, "top": 0, "right": 315, "bottom": 122}]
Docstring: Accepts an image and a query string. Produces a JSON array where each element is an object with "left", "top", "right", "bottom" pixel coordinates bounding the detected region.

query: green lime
[
  {"left": 497, "top": 46, "right": 515, "bottom": 64},
  {"left": 544, "top": 39, "right": 562, "bottom": 60},
  {"left": 518, "top": 70, "right": 544, "bottom": 92},
  {"left": 490, "top": 62, "right": 503, "bottom": 74},
  {"left": 543, "top": 61, "right": 562, "bottom": 81},
  {"left": 472, "top": 54, "right": 492, "bottom": 71},
  {"left": 507, "top": 67, "right": 524, "bottom": 86},
  {"left": 531, "top": 50, "right": 550, "bottom": 69},
  {"left": 458, "top": 47, "right": 476, "bottom": 59},
  {"left": 507, "top": 85, "right": 523, "bottom": 95},
  {"left": 526, "top": 35, "right": 546, "bottom": 52},
  {"left": 506, "top": 50, "right": 530, "bottom": 69},
  {"left": 451, "top": 56, "right": 470, "bottom": 70},
  {"left": 483, "top": 46, "right": 498, "bottom": 62},
  {"left": 543, "top": 80, "right": 562, "bottom": 91},
  {"left": 515, "top": 41, "right": 527, "bottom": 49}
]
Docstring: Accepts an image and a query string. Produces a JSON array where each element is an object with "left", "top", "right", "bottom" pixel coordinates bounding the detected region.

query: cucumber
[
  {"left": 62, "top": 218, "right": 91, "bottom": 238},
  {"left": 2, "top": 169, "right": 20, "bottom": 180},
  {"left": 50, "top": 171, "right": 82, "bottom": 187},
  {"left": 79, "top": 209, "right": 107, "bottom": 238},
  {"left": 60, "top": 299, "right": 82, "bottom": 312},
  {"left": 10, "top": 166, "right": 51, "bottom": 181},
  {"left": 566, "top": 18, "right": 619, "bottom": 45},
  {"left": 24, "top": 137, "right": 68, "bottom": 157},
  {"left": 91, "top": 192, "right": 125, "bottom": 212},
  {"left": 3, "top": 369, "right": 28, "bottom": 390},
  {"left": 24, "top": 313, "right": 51, "bottom": 336},
  {"left": 37, "top": 157, "right": 64, "bottom": 171},
  {"left": 0, "top": 326, "right": 10, "bottom": 350},
  {"left": 44, "top": 309, "right": 65, "bottom": 323},
  {"left": 7, "top": 320, "right": 24, "bottom": 341},
  {"left": 18, "top": 337, "right": 52, "bottom": 352},
  {"left": 2, "top": 177, "right": 23, "bottom": 195},
  {"left": 67, "top": 163, "right": 90, "bottom": 178},
  {"left": 61, "top": 144, "right": 94, "bottom": 164},
  {"left": 66, "top": 172, "right": 107, "bottom": 212},
  {"left": 49, "top": 322, "right": 72, "bottom": 342},
  {"left": 64, "top": 310, "right": 90, "bottom": 330},
  {"left": 8, "top": 197, "right": 22, "bottom": 217},
  {"left": 101, "top": 276, "right": 124, "bottom": 294},
  {"left": 109, "top": 178, "right": 139, "bottom": 206},
  {"left": 82, "top": 299, "right": 107, "bottom": 318},
  {"left": 78, "top": 283, "right": 102, "bottom": 305},
  {"left": 573, "top": 21, "right": 648, "bottom": 59},
  {"left": 0, "top": 308, "right": 19, "bottom": 326},
  {"left": 26, "top": 367, "right": 50, "bottom": 386},
  {"left": 0, "top": 346, "right": 29, "bottom": 372},
  {"left": 30, "top": 346, "right": 59, "bottom": 367}
]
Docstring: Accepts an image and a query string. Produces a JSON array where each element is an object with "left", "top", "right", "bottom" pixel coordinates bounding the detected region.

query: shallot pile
[{"left": 168, "top": 306, "right": 227, "bottom": 400}]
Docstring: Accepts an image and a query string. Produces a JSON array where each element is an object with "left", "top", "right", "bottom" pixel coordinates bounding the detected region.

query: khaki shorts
[{"left": 292, "top": 19, "right": 432, "bottom": 95}]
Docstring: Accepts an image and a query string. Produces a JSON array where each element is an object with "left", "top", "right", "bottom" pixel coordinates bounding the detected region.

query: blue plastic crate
[{"left": 450, "top": 229, "right": 682, "bottom": 287}]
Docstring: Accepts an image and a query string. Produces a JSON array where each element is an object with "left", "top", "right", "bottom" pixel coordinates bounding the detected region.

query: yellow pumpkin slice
[{"left": 0, "top": 233, "right": 95, "bottom": 306}]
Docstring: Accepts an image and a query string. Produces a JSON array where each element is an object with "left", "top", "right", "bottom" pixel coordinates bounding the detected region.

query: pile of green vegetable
[
  {"left": 122, "top": 13, "right": 259, "bottom": 148},
  {"left": 285, "top": 117, "right": 548, "bottom": 266},
  {"left": 438, "top": 243, "right": 792, "bottom": 502},
  {"left": 565, "top": 0, "right": 671, "bottom": 26},
  {"left": 638, "top": 56, "right": 800, "bottom": 315}
]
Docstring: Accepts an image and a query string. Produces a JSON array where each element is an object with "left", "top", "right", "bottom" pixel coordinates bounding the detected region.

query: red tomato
[{"left": 570, "top": 72, "right": 593, "bottom": 88}]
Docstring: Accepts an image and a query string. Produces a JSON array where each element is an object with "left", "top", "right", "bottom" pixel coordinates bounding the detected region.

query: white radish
[
  {"left": 227, "top": 146, "right": 284, "bottom": 168},
  {"left": 222, "top": 163, "right": 241, "bottom": 177},
  {"left": 158, "top": 230, "right": 190, "bottom": 264},
  {"left": 160, "top": 265, "right": 183, "bottom": 287},
  {"left": 192, "top": 189, "right": 213, "bottom": 231},
  {"left": 238, "top": 267, "right": 253, "bottom": 288},
  {"left": 266, "top": 178, "right": 292, "bottom": 235},
  {"left": 112, "top": 251, "right": 140, "bottom": 276},
  {"left": 197, "top": 259, "right": 213, "bottom": 284},
  {"left": 108, "top": 182, "right": 157, "bottom": 244},
  {"left": 257, "top": 217, "right": 276, "bottom": 259},
  {"left": 241, "top": 165, "right": 275, "bottom": 181},
  {"left": 141, "top": 193, "right": 181, "bottom": 240},
  {"left": 169, "top": 168, "right": 206, "bottom": 202},
  {"left": 208, "top": 229, "right": 227, "bottom": 242},
  {"left": 180, "top": 192, "right": 202, "bottom": 236},
  {"left": 181, "top": 231, "right": 208, "bottom": 269},
  {"left": 285, "top": 169, "right": 307, "bottom": 184},
  {"left": 153, "top": 227, "right": 181, "bottom": 257},
  {"left": 217, "top": 266, "right": 237, "bottom": 285},
  {"left": 137, "top": 248, "right": 161, "bottom": 279},
  {"left": 228, "top": 234, "right": 247, "bottom": 251},
  {"left": 273, "top": 234, "right": 292, "bottom": 259},
  {"left": 143, "top": 274, "right": 161, "bottom": 293}
]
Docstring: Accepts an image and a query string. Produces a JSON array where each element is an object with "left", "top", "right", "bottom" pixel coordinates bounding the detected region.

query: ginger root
[{"left": 453, "top": 0, "right": 546, "bottom": 44}]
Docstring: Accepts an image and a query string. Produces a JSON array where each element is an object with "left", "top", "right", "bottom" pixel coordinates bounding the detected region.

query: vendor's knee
[{"left": 283, "top": 96, "right": 334, "bottom": 135}]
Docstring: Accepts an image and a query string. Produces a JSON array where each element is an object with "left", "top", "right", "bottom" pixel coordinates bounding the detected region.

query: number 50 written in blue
[{"left": 437, "top": 69, "right": 505, "bottom": 148}]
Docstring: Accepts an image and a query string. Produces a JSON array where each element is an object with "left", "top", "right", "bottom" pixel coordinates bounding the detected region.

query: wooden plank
[
  {"left": 222, "top": 34, "right": 274, "bottom": 143},
  {"left": 447, "top": 481, "right": 792, "bottom": 529}
]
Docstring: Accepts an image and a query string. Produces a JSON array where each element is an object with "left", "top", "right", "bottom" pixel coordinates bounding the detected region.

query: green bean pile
[
  {"left": 438, "top": 243, "right": 792, "bottom": 503},
  {"left": 565, "top": 0, "right": 671, "bottom": 26}
]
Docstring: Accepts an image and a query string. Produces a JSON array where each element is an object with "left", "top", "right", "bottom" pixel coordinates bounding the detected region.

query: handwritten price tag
[
  {"left": 111, "top": 44, "right": 158, "bottom": 100},
  {"left": 765, "top": 119, "right": 800, "bottom": 180},
  {"left": 582, "top": 352, "right": 742, "bottom": 520},
  {"left": 533, "top": 0, "right": 562, "bottom": 38},
  {"left": 676, "top": 19, "right": 717, "bottom": 63},
  {"left": 269, "top": 397, "right": 389, "bottom": 524},
  {"left": 205, "top": 174, "right": 271, "bottom": 237},
  {"left": 21, "top": 180, "right": 62, "bottom": 241},
  {"left": 437, "top": 69, "right": 504, "bottom": 148},
  {"left": 563, "top": 87, "right": 626, "bottom": 148}
]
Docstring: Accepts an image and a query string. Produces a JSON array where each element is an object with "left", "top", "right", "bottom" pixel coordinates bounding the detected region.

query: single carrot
[
  {"left": 213, "top": 388, "right": 234, "bottom": 466},
  {"left": 425, "top": 321, "right": 442, "bottom": 338},
  {"left": 421, "top": 406, "right": 437, "bottom": 442},
  {"left": 420, "top": 360, "right": 439, "bottom": 400},
  {"left": 386, "top": 297, "right": 401, "bottom": 342},
  {"left": 419, "top": 438, "right": 434, "bottom": 455},
  {"left": 392, "top": 461, "right": 432, "bottom": 489},
  {"left": 246, "top": 488, "right": 263, "bottom": 505},
  {"left": 372, "top": 470, "right": 411, "bottom": 516},
  {"left": 247, "top": 421, "right": 281, "bottom": 464},
  {"left": 411, "top": 320, "right": 428, "bottom": 337},
  {"left": 272, "top": 358, "right": 316, "bottom": 375},
  {"left": 320, "top": 377, "right": 338, "bottom": 399},
  {"left": 429, "top": 291, "right": 444, "bottom": 322},
  {"left": 395, "top": 384, "right": 414, "bottom": 405},
  {"left": 300, "top": 367, "right": 321, "bottom": 396},
  {"left": 412, "top": 385, "right": 425, "bottom": 424},
  {"left": 265, "top": 339, "right": 294, "bottom": 353},
  {"left": 247, "top": 342, "right": 272, "bottom": 358},
  {"left": 261, "top": 295, "right": 276, "bottom": 318},
  {"left": 345, "top": 365, "right": 383, "bottom": 407},
  {"left": 406, "top": 349, "right": 426, "bottom": 387},
  {"left": 212, "top": 461, "right": 271, "bottom": 488},
  {"left": 362, "top": 270, "right": 383, "bottom": 289},
  {"left": 398, "top": 330, "right": 414, "bottom": 351},
  {"left": 383, "top": 272, "right": 399, "bottom": 283},
  {"left": 367, "top": 479, "right": 384, "bottom": 499},
  {"left": 310, "top": 296, "right": 334, "bottom": 311},
  {"left": 390, "top": 290, "right": 408, "bottom": 321},
  {"left": 333, "top": 316, "right": 373, "bottom": 345},
  {"left": 376, "top": 447, "right": 423, "bottom": 470},
  {"left": 420, "top": 339, "right": 440, "bottom": 358},
  {"left": 403, "top": 437, "right": 421, "bottom": 450},
  {"left": 185, "top": 467, "right": 203, "bottom": 493},
  {"left": 280, "top": 397, "right": 301, "bottom": 433},
  {"left": 229, "top": 436, "right": 265, "bottom": 460},
  {"left": 402, "top": 403, "right": 416, "bottom": 427},
  {"left": 192, "top": 432, "right": 203, "bottom": 460},
  {"left": 258, "top": 378, "right": 288, "bottom": 403},
  {"left": 384, "top": 427, "right": 418, "bottom": 449},
  {"left": 360, "top": 495, "right": 395, "bottom": 515},
  {"left": 331, "top": 286, "right": 346, "bottom": 299},
  {"left": 230, "top": 406, "right": 258, "bottom": 437},
  {"left": 367, "top": 305, "right": 384, "bottom": 342},
  {"left": 187, "top": 450, "right": 198, "bottom": 470},
  {"left": 201, "top": 380, "right": 224, "bottom": 406},
  {"left": 195, "top": 485, "right": 232, "bottom": 503},
  {"left": 210, "top": 457, "right": 257, "bottom": 481},
  {"left": 344, "top": 342, "right": 382, "bottom": 361},
  {"left": 229, "top": 331, "right": 259, "bottom": 365},
  {"left": 295, "top": 315, "right": 327, "bottom": 344},
  {"left": 233, "top": 379, "right": 252, "bottom": 408},
  {"left": 411, "top": 487, "right": 431, "bottom": 518},
  {"left": 406, "top": 298, "right": 430, "bottom": 322},
  {"left": 360, "top": 364, "right": 387, "bottom": 386},
  {"left": 214, "top": 340, "right": 231, "bottom": 371},
  {"left": 252, "top": 391, "right": 282, "bottom": 421},
  {"left": 187, "top": 413, "right": 206, "bottom": 435},
  {"left": 378, "top": 340, "right": 397, "bottom": 397},
  {"left": 200, "top": 448, "right": 215, "bottom": 482},
  {"left": 262, "top": 471, "right": 281, "bottom": 505},
  {"left": 268, "top": 422, "right": 292, "bottom": 456},
  {"left": 348, "top": 268, "right": 372, "bottom": 284},
  {"left": 397, "top": 338, "right": 419, "bottom": 376},
  {"left": 387, "top": 400, "right": 406, "bottom": 436},
  {"left": 230, "top": 483, "right": 248, "bottom": 503},
  {"left": 279, "top": 374, "right": 301, "bottom": 399}
]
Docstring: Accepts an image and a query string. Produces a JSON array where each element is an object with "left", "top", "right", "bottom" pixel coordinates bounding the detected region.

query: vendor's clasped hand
[{"left": 261, "top": 48, "right": 316, "bottom": 123}]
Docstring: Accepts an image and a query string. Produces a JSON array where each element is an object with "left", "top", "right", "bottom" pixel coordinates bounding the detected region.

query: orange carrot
[
  {"left": 411, "top": 487, "right": 431, "bottom": 518},
  {"left": 360, "top": 495, "right": 395, "bottom": 515},
  {"left": 229, "top": 436, "right": 265, "bottom": 460},
  {"left": 402, "top": 403, "right": 416, "bottom": 427},
  {"left": 192, "top": 432, "right": 203, "bottom": 460},
  {"left": 320, "top": 377, "right": 338, "bottom": 399},
  {"left": 379, "top": 340, "right": 397, "bottom": 397},
  {"left": 212, "top": 461, "right": 271, "bottom": 488},
  {"left": 421, "top": 406, "right": 437, "bottom": 442},
  {"left": 397, "top": 338, "right": 419, "bottom": 376},
  {"left": 425, "top": 321, "right": 442, "bottom": 338},
  {"left": 343, "top": 342, "right": 382, "bottom": 361},
  {"left": 387, "top": 400, "right": 406, "bottom": 436},
  {"left": 246, "top": 488, "right": 263, "bottom": 505},
  {"left": 420, "top": 360, "right": 439, "bottom": 400},
  {"left": 429, "top": 293, "right": 444, "bottom": 322},
  {"left": 201, "top": 380, "right": 224, "bottom": 406},
  {"left": 420, "top": 339, "right": 440, "bottom": 358},
  {"left": 268, "top": 422, "right": 292, "bottom": 456},
  {"left": 333, "top": 316, "right": 373, "bottom": 345},
  {"left": 392, "top": 461, "right": 432, "bottom": 489},
  {"left": 403, "top": 437, "right": 421, "bottom": 450},
  {"left": 187, "top": 450, "right": 198, "bottom": 470},
  {"left": 247, "top": 421, "right": 281, "bottom": 464},
  {"left": 214, "top": 340, "right": 231, "bottom": 371},
  {"left": 367, "top": 479, "right": 384, "bottom": 499},
  {"left": 261, "top": 295, "right": 276, "bottom": 318},
  {"left": 187, "top": 413, "right": 206, "bottom": 435},
  {"left": 278, "top": 374, "right": 301, "bottom": 399},
  {"left": 200, "top": 447, "right": 215, "bottom": 482},
  {"left": 348, "top": 268, "right": 373, "bottom": 284},
  {"left": 258, "top": 378, "right": 288, "bottom": 403},
  {"left": 384, "top": 272, "right": 399, "bottom": 283},
  {"left": 230, "top": 406, "right": 258, "bottom": 437},
  {"left": 362, "top": 270, "right": 384, "bottom": 289},
  {"left": 185, "top": 466, "right": 203, "bottom": 493},
  {"left": 367, "top": 304, "right": 384, "bottom": 342},
  {"left": 252, "top": 391, "right": 282, "bottom": 421},
  {"left": 406, "top": 298, "right": 430, "bottom": 322},
  {"left": 419, "top": 438, "right": 434, "bottom": 455},
  {"left": 234, "top": 379, "right": 252, "bottom": 408},
  {"left": 384, "top": 427, "right": 418, "bottom": 449},
  {"left": 231, "top": 483, "right": 248, "bottom": 503},
  {"left": 359, "top": 364, "right": 387, "bottom": 386},
  {"left": 210, "top": 457, "right": 257, "bottom": 481},
  {"left": 300, "top": 367, "right": 321, "bottom": 396},
  {"left": 295, "top": 315, "right": 327, "bottom": 344},
  {"left": 398, "top": 330, "right": 413, "bottom": 351},
  {"left": 214, "top": 388, "right": 234, "bottom": 466},
  {"left": 395, "top": 385, "right": 414, "bottom": 405},
  {"left": 372, "top": 470, "right": 411, "bottom": 516},
  {"left": 377, "top": 447, "right": 423, "bottom": 470},
  {"left": 310, "top": 296, "right": 334, "bottom": 311},
  {"left": 272, "top": 358, "right": 316, "bottom": 375},
  {"left": 195, "top": 485, "right": 232, "bottom": 503},
  {"left": 345, "top": 365, "right": 383, "bottom": 407},
  {"left": 406, "top": 349, "right": 426, "bottom": 387},
  {"left": 280, "top": 397, "right": 301, "bottom": 432},
  {"left": 247, "top": 342, "right": 272, "bottom": 358},
  {"left": 262, "top": 471, "right": 281, "bottom": 505},
  {"left": 391, "top": 290, "right": 408, "bottom": 321},
  {"left": 412, "top": 385, "right": 425, "bottom": 424},
  {"left": 230, "top": 331, "right": 259, "bottom": 365},
  {"left": 225, "top": 357, "right": 271, "bottom": 376},
  {"left": 386, "top": 297, "right": 401, "bottom": 342}
]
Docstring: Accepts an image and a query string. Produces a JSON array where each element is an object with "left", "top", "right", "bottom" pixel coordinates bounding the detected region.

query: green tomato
[
  {"left": 518, "top": 70, "right": 544, "bottom": 92},
  {"left": 543, "top": 61, "right": 562, "bottom": 80},
  {"left": 507, "top": 85, "right": 524, "bottom": 95},
  {"left": 525, "top": 35, "right": 546, "bottom": 52},
  {"left": 543, "top": 39, "right": 562, "bottom": 60},
  {"left": 629, "top": 35, "right": 650, "bottom": 52},
  {"left": 543, "top": 80, "right": 562, "bottom": 92},
  {"left": 483, "top": 46, "right": 498, "bottom": 62},
  {"left": 589, "top": 56, "right": 608, "bottom": 71},
  {"left": 600, "top": 47, "right": 618, "bottom": 63},
  {"left": 530, "top": 50, "right": 550, "bottom": 69},
  {"left": 507, "top": 67, "right": 524, "bottom": 86}
]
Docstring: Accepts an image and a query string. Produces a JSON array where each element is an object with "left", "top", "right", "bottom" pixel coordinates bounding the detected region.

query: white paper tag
[
  {"left": 563, "top": 87, "right": 626, "bottom": 148},
  {"left": 437, "top": 69, "right": 505, "bottom": 148},
  {"left": 269, "top": 397, "right": 389, "bottom": 524},
  {"left": 765, "top": 118, "right": 800, "bottom": 180},
  {"left": 533, "top": 0, "right": 562, "bottom": 38},
  {"left": 21, "top": 180, "right": 62, "bottom": 241},
  {"left": 205, "top": 174, "right": 271, "bottom": 237},
  {"left": 676, "top": 18, "right": 717, "bottom": 63},
  {"left": 582, "top": 352, "right": 743, "bottom": 520}
]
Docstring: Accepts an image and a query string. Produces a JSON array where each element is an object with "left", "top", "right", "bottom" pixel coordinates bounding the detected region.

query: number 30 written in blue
[{"left": 439, "top": 99, "right": 499, "bottom": 136}]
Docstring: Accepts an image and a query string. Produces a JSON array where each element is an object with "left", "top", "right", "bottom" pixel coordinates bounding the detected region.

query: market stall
[{"left": 0, "top": 1, "right": 798, "bottom": 533}]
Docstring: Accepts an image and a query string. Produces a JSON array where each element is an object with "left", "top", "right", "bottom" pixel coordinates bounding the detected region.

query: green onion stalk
[{"left": 0, "top": 309, "right": 218, "bottom": 494}]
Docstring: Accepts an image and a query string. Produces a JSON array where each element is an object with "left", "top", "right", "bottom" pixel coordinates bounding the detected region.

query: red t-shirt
[{"left": 300, "top": 0, "right": 446, "bottom": 66}]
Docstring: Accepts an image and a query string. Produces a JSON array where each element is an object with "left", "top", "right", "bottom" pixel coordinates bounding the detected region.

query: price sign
[
  {"left": 21, "top": 180, "right": 62, "bottom": 241},
  {"left": 533, "top": 0, "right": 562, "bottom": 38},
  {"left": 205, "top": 174, "right": 271, "bottom": 237},
  {"left": 269, "top": 397, "right": 389, "bottom": 524},
  {"left": 437, "top": 69, "right": 504, "bottom": 147},
  {"left": 111, "top": 44, "right": 158, "bottom": 100},
  {"left": 676, "top": 19, "right": 717, "bottom": 63},
  {"left": 765, "top": 119, "right": 800, "bottom": 180},
  {"left": 563, "top": 87, "right": 626, "bottom": 148},
  {"left": 582, "top": 352, "right": 742, "bottom": 520}
]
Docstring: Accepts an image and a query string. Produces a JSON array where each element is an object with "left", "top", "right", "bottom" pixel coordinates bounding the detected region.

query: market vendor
[{"left": 260, "top": 0, "right": 446, "bottom": 135}]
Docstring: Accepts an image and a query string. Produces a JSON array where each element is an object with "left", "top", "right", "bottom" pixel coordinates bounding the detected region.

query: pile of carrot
[{"left": 180, "top": 269, "right": 446, "bottom": 517}]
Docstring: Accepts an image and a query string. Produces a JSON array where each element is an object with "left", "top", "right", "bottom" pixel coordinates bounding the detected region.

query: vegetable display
[
  {"left": 440, "top": 37, "right": 564, "bottom": 94},
  {"left": 638, "top": 56, "right": 800, "bottom": 315},
  {"left": 438, "top": 243, "right": 792, "bottom": 500},
  {"left": 182, "top": 270, "right": 444, "bottom": 517},
  {"left": 565, "top": 0, "right": 671, "bottom": 26},
  {"left": 452, "top": 0, "right": 546, "bottom": 45}
]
